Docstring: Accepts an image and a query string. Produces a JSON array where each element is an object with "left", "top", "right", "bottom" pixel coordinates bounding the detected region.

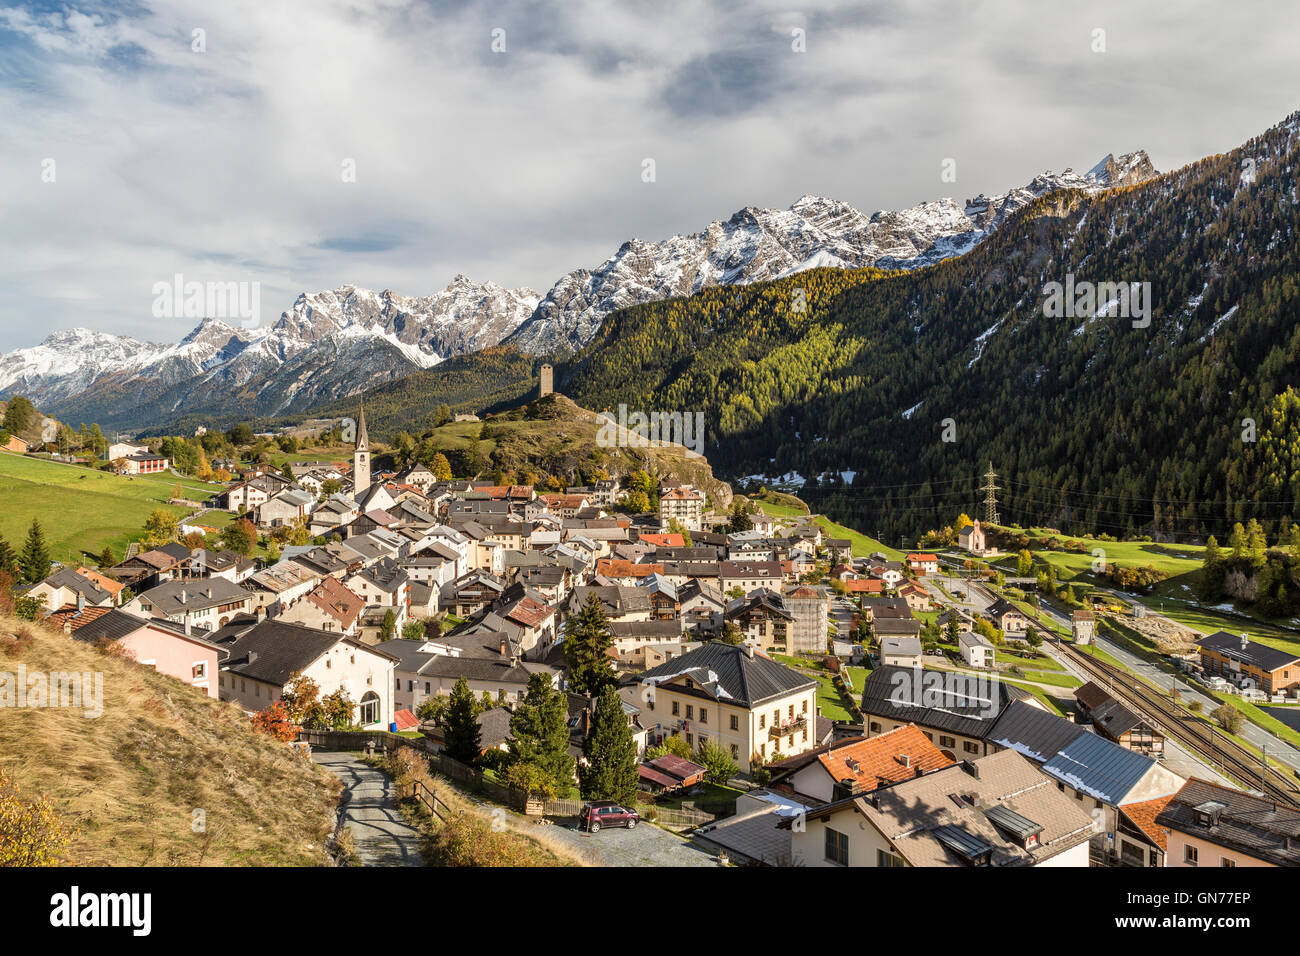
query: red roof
[
  {"left": 638, "top": 533, "right": 685, "bottom": 548},
  {"left": 392, "top": 709, "right": 419, "bottom": 731}
]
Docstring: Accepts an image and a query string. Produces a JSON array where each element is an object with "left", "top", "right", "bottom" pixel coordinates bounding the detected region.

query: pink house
[{"left": 72, "top": 609, "right": 221, "bottom": 698}]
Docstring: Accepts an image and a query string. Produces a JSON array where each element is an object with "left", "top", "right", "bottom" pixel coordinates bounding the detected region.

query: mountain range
[{"left": 0, "top": 150, "right": 1155, "bottom": 432}]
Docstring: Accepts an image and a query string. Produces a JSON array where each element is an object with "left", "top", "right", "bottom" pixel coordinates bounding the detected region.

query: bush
[
  {"left": 1211, "top": 703, "right": 1244, "bottom": 735},
  {"left": 0, "top": 770, "right": 72, "bottom": 866}
]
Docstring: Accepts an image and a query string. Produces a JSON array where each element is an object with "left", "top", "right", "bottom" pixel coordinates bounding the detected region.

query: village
[{"left": 10, "top": 390, "right": 1300, "bottom": 870}]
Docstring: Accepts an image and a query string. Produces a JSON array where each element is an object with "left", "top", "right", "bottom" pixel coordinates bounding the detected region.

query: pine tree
[
  {"left": 0, "top": 534, "right": 17, "bottom": 576},
  {"left": 97, "top": 545, "right": 116, "bottom": 569},
  {"left": 508, "top": 672, "right": 574, "bottom": 796},
  {"left": 19, "top": 519, "right": 50, "bottom": 584},
  {"left": 564, "top": 592, "right": 616, "bottom": 695},
  {"left": 579, "top": 685, "right": 639, "bottom": 806},
  {"left": 443, "top": 677, "right": 481, "bottom": 766}
]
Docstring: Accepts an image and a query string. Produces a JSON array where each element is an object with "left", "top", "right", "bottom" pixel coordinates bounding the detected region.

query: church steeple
[
  {"left": 353, "top": 402, "right": 370, "bottom": 495},
  {"left": 355, "top": 401, "right": 369, "bottom": 453}
]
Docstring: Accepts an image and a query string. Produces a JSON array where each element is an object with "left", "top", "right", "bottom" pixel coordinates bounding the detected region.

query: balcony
[{"left": 769, "top": 714, "right": 807, "bottom": 739}]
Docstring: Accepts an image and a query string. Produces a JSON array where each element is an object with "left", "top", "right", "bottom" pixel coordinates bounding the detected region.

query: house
[
  {"left": 959, "top": 631, "right": 995, "bottom": 668},
  {"left": 991, "top": 700, "right": 1184, "bottom": 850},
  {"left": 448, "top": 569, "right": 507, "bottom": 618},
  {"left": 125, "top": 576, "right": 252, "bottom": 632},
  {"left": 985, "top": 598, "right": 1028, "bottom": 635},
  {"left": 678, "top": 579, "right": 726, "bottom": 637},
  {"left": 638, "top": 754, "right": 706, "bottom": 794},
  {"left": 859, "top": 665, "right": 1040, "bottom": 760},
  {"left": 659, "top": 487, "right": 705, "bottom": 532},
  {"left": 898, "top": 582, "right": 930, "bottom": 611},
  {"left": 377, "top": 632, "right": 557, "bottom": 712},
  {"left": 788, "top": 750, "right": 1096, "bottom": 867},
  {"left": 257, "top": 488, "right": 316, "bottom": 528},
  {"left": 119, "top": 452, "right": 169, "bottom": 475},
  {"left": 719, "top": 560, "right": 784, "bottom": 595},
  {"left": 768, "top": 725, "right": 955, "bottom": 804},
  {"left": 1074, "top": 681, "right": 1165, "bottom": 756},
  {"left": 1072, "top": 608, "right": 1096, "bottom": 645},
  {"left": 1115, "top": 795, "right": 1174, "bottom": 867},
  {"left": 610, "top": 619, "right": 694, "bottom": 667},
  {"left": 623, "top": 641, "right": 819, "bottom": 772},
  {"left": 906, "top": 553, "right": 939, "bottom": 576},
  {"left": 958, "top": 519, "right": 988, "bottom": 555},
  {"left": 28, "top": 567, "right": 118, "bottom": 613},
  {"left": 1157, "top": 778, "right": 1300, "bottom": 868},
  {"left": 872, "top": 616, "right": 923, "bottom": 640},
  {"left": 878, "top": 636, "right": 923, "bottom": 668},
  {"left": 277, "top": 576, "right": 365, "bottom": 636},
  {"left": 216, "top": 618, "right": 396, "bottom": 728},
  {"left": 691, "top": 789, "right": 812, "bottom": 866},
  {"left": 71, "top": 609, "right": 221, "bottom": 698},
  {"left": 725, "top": 589, "right": 794, "bottom": 654},
  {"left": 2, "top": 435, "right": 29, "bottom": 453},
  {"left": 1196, "top": 631, "right": 1300, "bottom": 695}
]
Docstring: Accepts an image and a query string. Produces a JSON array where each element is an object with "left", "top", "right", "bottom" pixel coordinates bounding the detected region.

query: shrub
[{"left": 0, "top": 770, "right": 72, "bottom": 866}]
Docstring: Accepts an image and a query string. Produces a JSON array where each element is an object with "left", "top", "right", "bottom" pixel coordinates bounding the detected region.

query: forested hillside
[{"left": 562, "top": 111, "right": 1300, "bottom": 543}]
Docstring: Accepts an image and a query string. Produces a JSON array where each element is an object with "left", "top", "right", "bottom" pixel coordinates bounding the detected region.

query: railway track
[{"left": 1058, "top": 641, "right": 1300, "bottom": 808}]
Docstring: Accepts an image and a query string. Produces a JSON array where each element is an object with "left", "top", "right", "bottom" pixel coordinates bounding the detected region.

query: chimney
[
  {"left": 898, "top": 753, "right": 911, "bottom": 768},
  {"left": 76, "top": 592, "right": 85, "bottom": 612},
  {"left": 743, "top": 643, "right": 754, "bottom": 658},
  {"left": 179, "top": 587, "right": 187, "bottom": 605},
  {"left": 247, "top": 651, "right": 258, "bottom": 664},
  {"left": 962, "top": 758, "right": 980, "bottom": 779},
  {"left": 500, "top": 638, "right": 508, "bottom": 656}
]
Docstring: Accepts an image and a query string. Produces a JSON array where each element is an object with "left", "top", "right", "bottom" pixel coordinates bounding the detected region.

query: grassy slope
[
  {"left": 0, "top": 452, "right": 222, "bottom": 564},
  {"left": 0, "top": 614, "right": 340, "bottom": 866}
]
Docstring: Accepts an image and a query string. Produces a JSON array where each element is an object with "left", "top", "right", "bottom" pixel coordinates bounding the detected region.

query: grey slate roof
[
  {"left": 629, "top": 641, "right": 816, "bottom": 708},
  {"left": 135, "top": 576, "right": 249, "bottom": 616}
]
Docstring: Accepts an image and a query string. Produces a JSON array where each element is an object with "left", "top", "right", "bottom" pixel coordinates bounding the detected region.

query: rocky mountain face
[
  {"left": 505, "top": 151, "right": 1157, "bottom": 353},
  {"left": 0, "top": 278, "right": 539, "bottom": 431},
  {"left": 0, "top": 150, "right": 1154, "bottom": 430}
]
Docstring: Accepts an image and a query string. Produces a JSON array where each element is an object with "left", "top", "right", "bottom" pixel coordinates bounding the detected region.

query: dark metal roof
[
  {"left": 860, "top": 665, "right": 1027, "bottom": 739},
  {"left": 1041, "top": 731, "right": 1158, "bottom": 805},
  {"left": 988, "top": 699, "right": 1087, "bottom": 763}
]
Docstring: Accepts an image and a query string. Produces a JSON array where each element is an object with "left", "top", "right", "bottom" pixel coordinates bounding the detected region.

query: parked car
[{"left": 580, "top": 801, "right": 640, "bottom": 833}]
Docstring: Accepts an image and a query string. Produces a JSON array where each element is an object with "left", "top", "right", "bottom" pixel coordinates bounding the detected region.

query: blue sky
[{"left": 1, "top": 0, "right": 1298, "bottom": 350}]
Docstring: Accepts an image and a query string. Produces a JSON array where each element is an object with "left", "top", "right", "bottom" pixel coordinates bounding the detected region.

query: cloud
[{"left": 0, "top": 0, "right": 1297, "bottom": 350}]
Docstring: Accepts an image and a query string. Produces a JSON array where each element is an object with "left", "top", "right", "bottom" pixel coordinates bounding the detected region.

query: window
[
  {"left": 192, "top": 662, "right": 206, "bottom": 679},
  {"left": 825, "top": 827, "right": 849, "bottom": 866},
  {"left": 1184, "top": 845, "right": 1198, "bottom": 866},
  {"left": 869, "top": 722, "right": 881, "bottom": 733},
  {"left": 672, "top": 701, "right": 680, "bottom": 716},
  {"left": 758, "top": 714, "right": 765, "bottom": 729},
  {"left": 801, "top": 700, "right": 808, "bottom": 714},
  {"left": 1220, "top": 857, "right": 1235, "bottom": 868},
  {"left": 395, "top": 676, "right": 401, "bottom": 690},
  {"left": 700, "top": 707, "right": 708, "bottom": 724},
  {"left": 963, "top": 741, "right": 979, "bottom": 754},
  {"left": 729, "top": 715, "right": 739, "bottom": 731},
  {"left": 939, "top": 735, "right": 955, "bottom": 748},
  {"left": 730, "top": 744, "right": 738, "bottom": 758},
  {"left": 876, "top": 849, "right": 906, "bottom": 867},
  {"left": 686, "top": 705, "right": 693, "bottom": 720}
]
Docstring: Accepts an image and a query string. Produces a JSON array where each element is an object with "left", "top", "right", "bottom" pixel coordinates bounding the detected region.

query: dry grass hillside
[{"left": 0, "top": 614, "right": 340, "bottom": 866}]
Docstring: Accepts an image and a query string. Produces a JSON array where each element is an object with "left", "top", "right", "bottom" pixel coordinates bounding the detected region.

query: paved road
[
  {"left": 542, "top": 819, "right": 719, "bottom": 867},
  {"left": 314, "top": 751, "right": 425, "bottom": 867}
]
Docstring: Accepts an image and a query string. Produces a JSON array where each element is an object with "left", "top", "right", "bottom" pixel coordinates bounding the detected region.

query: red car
[{"left": 580, "top": 801, "right": 640, "bottom": 833}]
